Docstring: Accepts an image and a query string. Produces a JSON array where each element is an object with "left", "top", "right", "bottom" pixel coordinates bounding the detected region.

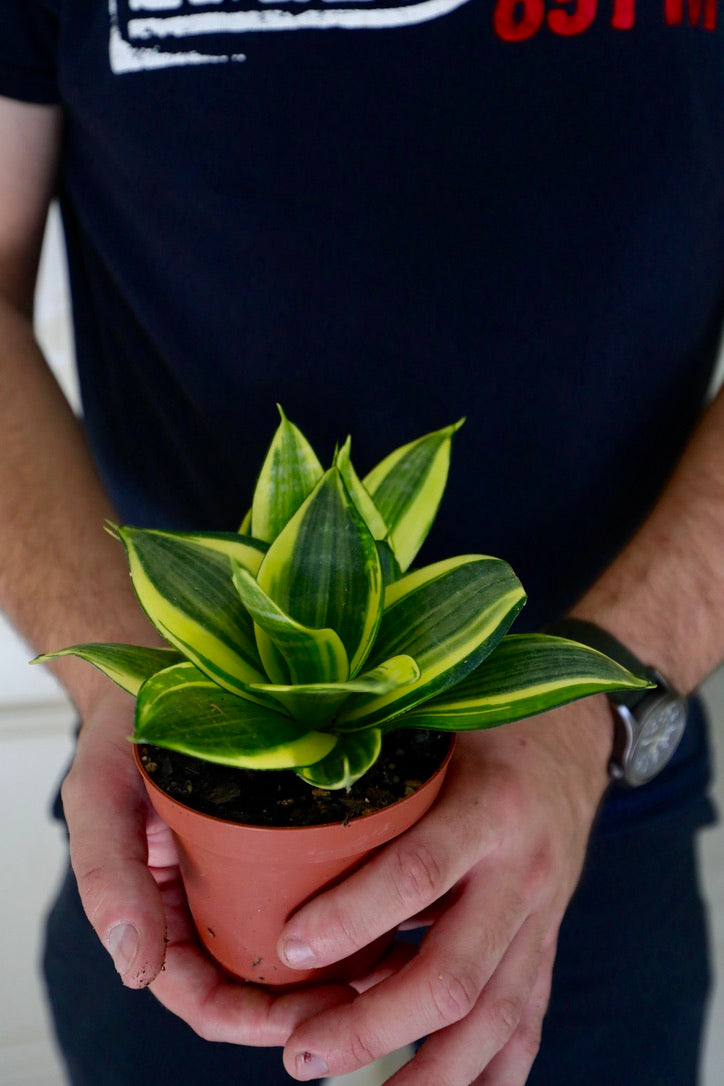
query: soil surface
[{"left": 139, "top": 730, "right": 451, "bottom": 827}]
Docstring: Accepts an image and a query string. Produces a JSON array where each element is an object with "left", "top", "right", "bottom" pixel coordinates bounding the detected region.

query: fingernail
[
  {"left": 108, "top": 923, "right": 140, "bottom": 977},
  {"left": 295, "top": 1052, "right": 329, "bottom": 1080},
  {"left": 281, "top": 936, "right": 317, "bottom": 969}
]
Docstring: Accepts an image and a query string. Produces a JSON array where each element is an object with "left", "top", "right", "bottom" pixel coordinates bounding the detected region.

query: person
[{"left": 0, "top": 3, "right": 722, "bottom": 1084}]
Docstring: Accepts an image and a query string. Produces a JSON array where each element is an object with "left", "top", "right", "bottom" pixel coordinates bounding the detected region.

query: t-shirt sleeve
[{"left": 0, "top": 2, "right": 59, "bottom": 104}]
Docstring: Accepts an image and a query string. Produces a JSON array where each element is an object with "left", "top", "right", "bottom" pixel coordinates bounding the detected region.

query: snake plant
[{"left": 36, "top": 409, "right": 650, "bottom": 789}]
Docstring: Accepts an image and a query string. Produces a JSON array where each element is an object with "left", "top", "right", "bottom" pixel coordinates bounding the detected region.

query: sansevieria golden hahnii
[{"left": 35, "top": 408, "right": 652, "bottom": 789}]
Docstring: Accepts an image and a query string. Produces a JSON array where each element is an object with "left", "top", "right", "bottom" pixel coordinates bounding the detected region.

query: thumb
[{"left": 61, "top": 695, "right": 167, "bottom": 988}]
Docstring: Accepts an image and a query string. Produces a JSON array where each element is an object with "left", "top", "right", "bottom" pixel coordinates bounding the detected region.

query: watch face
[{"left": 628, "top": 696, "right": 688, "bottom": 786}]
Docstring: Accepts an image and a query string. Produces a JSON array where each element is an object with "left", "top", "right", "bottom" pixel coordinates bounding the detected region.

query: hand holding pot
[
  {"left": 61, "top": 683, "right": 356, "bottom": 1045},
  {"left": 279, "top": 700, "right": 613, "bottom": 1085}
]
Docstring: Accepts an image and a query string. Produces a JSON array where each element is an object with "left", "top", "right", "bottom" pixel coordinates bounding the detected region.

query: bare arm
[
  {"left": 0, "top": 95, "right": 352, "bottom": 1043},
  {"left": 0, "top": 98, "right": 154, "bottom": 709},
  {"left": 571, "top": 381, "right": 724, "bottom": 693}
]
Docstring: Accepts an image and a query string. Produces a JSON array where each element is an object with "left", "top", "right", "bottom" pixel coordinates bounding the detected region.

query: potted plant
[{"left": 35, "top": 409, "right": 649, "bottom": 986}]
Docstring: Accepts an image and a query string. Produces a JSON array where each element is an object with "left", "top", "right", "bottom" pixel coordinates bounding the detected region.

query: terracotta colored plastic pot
[{"left": 134, "top": 738, "right": 455, "bottom": 987}]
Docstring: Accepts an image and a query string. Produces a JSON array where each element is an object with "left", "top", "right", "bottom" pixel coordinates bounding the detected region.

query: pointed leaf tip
[
  {"left": 251, "top": 409, "right": 324, "bottom": 543},
  {"left": 362, "top": 419, "right": 464, "bottom": 571}
]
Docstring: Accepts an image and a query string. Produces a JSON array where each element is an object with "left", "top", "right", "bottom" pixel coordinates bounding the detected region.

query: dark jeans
[
  {"left": 43, "top": 704, "right": 717, "bottom": 1085},
  {"left": 526, "top": 813, "right": 714, "bottom": 1086}
]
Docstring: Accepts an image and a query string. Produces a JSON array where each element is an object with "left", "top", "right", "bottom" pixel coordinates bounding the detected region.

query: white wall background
[{"left": 0, "top": 210, "right": 722, "bottom": 1085}]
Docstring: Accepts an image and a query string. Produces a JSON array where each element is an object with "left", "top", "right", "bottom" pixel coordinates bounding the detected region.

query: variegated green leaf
[
  {"left": 337, "top": 449, "right": 403, "bottom": 583},
  {"left": 32, "top": 644, "right": 184, "bottom": 697},
  {"left": 377, "top": 540, "right": 403, "bottom": 586},
  {"left": 362, "top": 419, "right": 464, "bottom": 571},
  {"left": 116, "top": 527, "right": 268, "bottom": 695},
  {"left": 231, "top": 562, "right": 349, "bottom": 685},
  {"left": 400, "top": 634, "right": 653, "bottom": 731},
  {"left": 251, "top": 405, "right": 324, "bottom": 542},
  {"left": 135, "top": 662, "right": 335, "bottom": 769},
  {"left": 337, "top": 555, "right": 525, "bottom": 729},
  {"left": 250, "top": 654, "right": 421, "bottom": 726},
  {"left": 336, "top": 437, "right": 389, "bottom": 541},
  {"left": 256, "top": 467, "right": 383, "bottom": 678},
  {"left": 296, "top": 729, "right": 383, "bottom": 789}
]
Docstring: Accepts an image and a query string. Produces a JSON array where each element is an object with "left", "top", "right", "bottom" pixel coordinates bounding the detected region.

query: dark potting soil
[{"left": 139, "top": 730, "right": 451, "bottom": 827}]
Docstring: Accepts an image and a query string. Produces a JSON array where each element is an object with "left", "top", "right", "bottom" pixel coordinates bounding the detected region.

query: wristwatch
[{"left": 547, "top": 618, "right": 688, "bottom": 788}]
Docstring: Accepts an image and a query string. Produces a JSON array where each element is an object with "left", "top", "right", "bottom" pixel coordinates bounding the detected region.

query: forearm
[
  {"left": 569, "top": 383, "right": 724, "bottom": 694},
  {"left": 0, "top": 297, "right": 158, "bottom": 714}
]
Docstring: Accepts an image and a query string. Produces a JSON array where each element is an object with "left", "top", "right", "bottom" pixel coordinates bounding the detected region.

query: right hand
[{"left": 61, "top": 683, "right": 356, "bottom": 1044}]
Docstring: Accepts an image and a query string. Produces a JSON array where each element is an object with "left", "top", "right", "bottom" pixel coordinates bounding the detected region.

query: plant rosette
[{"left": 35, "top": 408, "right": 652, "bottom": 986}]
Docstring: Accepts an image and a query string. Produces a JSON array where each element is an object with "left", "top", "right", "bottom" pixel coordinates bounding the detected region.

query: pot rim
[{"left": 133, "top": 734, "right": 456, "bottom": 851}]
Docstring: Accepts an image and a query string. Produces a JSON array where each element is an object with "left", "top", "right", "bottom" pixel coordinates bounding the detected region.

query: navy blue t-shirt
[{"left": 1, "top": 0, "right": 722, "bottom": 826}]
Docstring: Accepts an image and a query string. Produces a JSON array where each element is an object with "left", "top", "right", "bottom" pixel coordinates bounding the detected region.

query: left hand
[
  {"left": 62, "top": 684, "right": 356, "bottom": 1048},
  {"left": 277, "top": 698, "right": 613, "bottom": 1085}
]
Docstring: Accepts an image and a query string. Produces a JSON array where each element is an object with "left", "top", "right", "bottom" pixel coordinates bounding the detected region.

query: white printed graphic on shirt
[{"left": 110, "top": 0, "right": 471, "bottom": 72}]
